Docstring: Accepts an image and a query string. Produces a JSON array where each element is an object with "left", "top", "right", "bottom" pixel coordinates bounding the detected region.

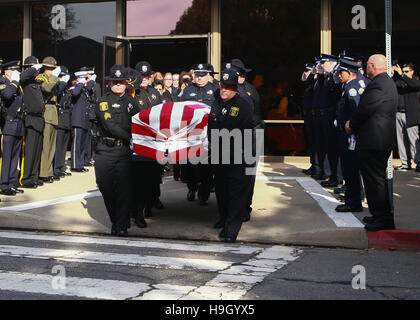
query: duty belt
[
  {"left": 100, "top": 137, "right": 127, "bottom": 147},
  {"left": 6, "top": 112, "right": 25, "bottom": 121}
]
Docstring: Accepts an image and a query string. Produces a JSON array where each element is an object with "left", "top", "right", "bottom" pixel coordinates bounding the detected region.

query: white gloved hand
[
  {"left": 11, "top": 70, "right": 21, "bottom": 82},
  {"left": 77, "top": 77, "right": 86, "bottom": 84},
  {"left": 32, "top": 64, "right": 43, "bottom": 70},
  {"left": 90, "top": 74, "right": 97, "bottom": 82},
  {"left": 61, "top": 75, "right": 70, "bottom": 83},
  {"left": 52, "top": 67, "right": 61, "bottom": 77},
  {"left": 334, "top": 120, "right": 338, "bottom": 128}
]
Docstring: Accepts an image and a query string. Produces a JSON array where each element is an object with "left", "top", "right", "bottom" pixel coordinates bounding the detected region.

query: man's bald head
[{"left": 367, "top": 54, "right": 388, "bottom": 79}]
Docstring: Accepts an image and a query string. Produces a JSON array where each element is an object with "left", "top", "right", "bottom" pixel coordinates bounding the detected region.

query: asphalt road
[{"left": 0, "top": 229, "right": 419, "bottom": 301}]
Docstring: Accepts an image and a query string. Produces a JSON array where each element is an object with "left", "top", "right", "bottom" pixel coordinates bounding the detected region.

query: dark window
[
  {"left": 221, "top": 0, "right": 320, "bottom": 154},
  {"left": 126, "top": 0, "right": 211, "bottom": 36},
  {"left": 332, "top": 0, "right": 385, "bottom": 62},
  {"left": 0, "top": 4, "right": 23, "bottom": 62},
  {"left": 32, "top": 1, "right": 116, "bottom": 83}
]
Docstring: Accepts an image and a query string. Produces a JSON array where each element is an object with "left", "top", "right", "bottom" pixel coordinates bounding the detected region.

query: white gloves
[
  {"left": 61, "top": 75, "right": 70, "bottom": 83},
  {"left": 32, "top": 64, "right": 43, "bottom": 70},
  {"left": 11, "top": 70, "right": 21, "bottom": 82},
  {"left": 90, "top": 74, "right": 97, "bottom": 82},
  {"left": 77, "top": 77, "right": 86, "bottom": 84},
  {"left": 52, "top": 67, "right": 61, "bottom": 77}
]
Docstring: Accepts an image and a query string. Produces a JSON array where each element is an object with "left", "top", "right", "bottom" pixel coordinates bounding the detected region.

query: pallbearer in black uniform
[
  {"left": 55, "top": 66, "right": 72, "bottom": 178},
  {"left": 335, "top": 59, "right": 364, "bottom": 213},
  {"left": 19, "top": 56, "right": 45, "bottom": 188},
  {"left": 0, "top": 61, "right": 25, "bottom": 195},
  {"left": 178, "top": 63, "right": 218, "bottom": 205},
  {"left": 95, "top": 65, "right": 140, "bottom": 236},
  {"left": 209, "top": 69, "right": 254, "bottom": 243},
  {"left": 134, "top": 61, "right": 165, "bottom": 212}
]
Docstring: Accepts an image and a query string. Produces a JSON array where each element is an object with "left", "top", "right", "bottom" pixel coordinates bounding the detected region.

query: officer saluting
[
  {"left": 95, "top": 65, "right": 140, "bottom": 237},
  {"left": 19, "top": 56, "right": 45, "bottom": 188},
  {"left": 335, "top": 59, "right": 365, "bottom": 213},
  {"left": 0, "top": 60, "right": 25, "bottom": 195},
  {"left": 209, "top": 68, "right": 254, "bottom": 243}
]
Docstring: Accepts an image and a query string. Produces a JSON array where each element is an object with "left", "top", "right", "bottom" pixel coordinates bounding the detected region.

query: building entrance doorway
[{"left": 102, "top": 34, "right": 210, "bottom": 92}]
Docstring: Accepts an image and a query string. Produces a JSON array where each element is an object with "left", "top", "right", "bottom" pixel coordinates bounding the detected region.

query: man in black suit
[{"left": 345, "top": 54, "right": 398, "bottom": 231}]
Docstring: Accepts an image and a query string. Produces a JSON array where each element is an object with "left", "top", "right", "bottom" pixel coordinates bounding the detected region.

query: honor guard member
[
  {"left": 335, "top": 59, "right": 364, "bottom": 213},
  {"left": 19, "top": 56, "right": 45, "bottom": 188},
  {"left": 0, "top": 61, "right": 25, "bottom": 195},
  {"left": 301, "top": 63, "right": 321, "bottom": 177},
  {"left": 95, "top": 65, "right": 140, "bottom": 236},
  {"left": 38, "top": 57, "right": 63, "bottom": 183},
  {"left": 209, "top": 68, "right": 254, "bottom": 243},
  {"left": 84, "top": 67, "right": 101, "bottom": 166},
  {"left": 178, "top": 63, "right": 217, "bottom": 204},
  {"left": 55, "top": 66, "right": 72, "bottom": 177},
  {"left": 228, "top": 58, "right": 264, "bottom": 221},
  {"left": 312, "top": 54, "right": 341, "bottom": 186},
  {"left": 134, "top": 61, "right": 165, "bottom": 210},
  {"left": 70, "top": 69, "right": 96, "bottom": 172},
  {"left": 135, "top": 61, "right": 163, "bottom": 109}
]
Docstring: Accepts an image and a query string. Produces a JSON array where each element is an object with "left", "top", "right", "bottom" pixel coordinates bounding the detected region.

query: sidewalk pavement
[{"left": 0, "top": 156, "right": 419, "bottom": 250}]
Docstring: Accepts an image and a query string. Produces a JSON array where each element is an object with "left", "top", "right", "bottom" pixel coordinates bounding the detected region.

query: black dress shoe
[
  {"left": 223, "top": 237, "right": 236, "bottom": 243},
  {"left": 218, "top": 229, "right": 226, "bottom": 238},
  {"left": 364, "top": 220, "right": 395, "bottom": 231},
  {"left": 338, "top": 195, "right": 345, "bottom": 202},
  {"left": 116, "top": 230, "right": 128, "bottom": 237},
  {"left": 335, "top": 204, "right": 363, "bottom": 212},
  {"left": 321, "top": 177, "right": 338, "bottom": 188},
  {"left": 1, "top": 189, "right": 16, "bottom": 196},
  {"left": 71, "top": 168, "right": 89, "bottom": 173},
  {"left": 111, "top": 225, "right": 117, "bottom": 236},
  {"left": 311, "top": 173, "right": 326, "bottom": 180},
  {"left": 36, "top": 180, "right": 44, "bottom": 186},
  {"left": 334, "top": 186, "right": 346, "bottom": 194},
  {"left": 144, "top": 208, "right": 153, "bottom": 218},
  {"left": 213, "top": 220, "right": 225, "bottom": 229},
  {"left": 187, "top": 190, "right": 196, "bottom": 201},
  {"left": 21, "top": 182, "right": 37, "bottom": 189},
  {"left": 134, "top": 217, "right": 147, "bottom": 228},
  {"left": 154, "top": 198, "right": 164, "bottom": 209},
  {"left": 56, "top": 172, "right": 66, "bottom": 177},
  {"left": 53, "top": 175, "right": 61, "bottom": 180},
  {"left": 362, "top": 216, "right": 376, "bottom": 224},
  {"left": 302, "top": 167, "right": 313, "bottom": 175},
  {"left": 64, "top": 171, "right": 72, "bottom": 176},
  {"left": 39, "top": 177, "right": 54, "bottom": 183},
  {"left": 11, "top": 187, "right": 24, "bottom": 194}
]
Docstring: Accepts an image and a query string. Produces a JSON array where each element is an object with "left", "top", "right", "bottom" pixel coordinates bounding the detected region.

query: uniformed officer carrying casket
[
  {"left": 94, "top": 64, "right": 140, "bottom": 236},
  {"left": 209, "top": 68, "right": 254, "bottom": 243}
]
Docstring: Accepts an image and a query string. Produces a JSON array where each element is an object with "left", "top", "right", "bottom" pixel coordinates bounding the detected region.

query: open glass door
[{"left": 102, "top": 36, "right": 131, "bottom": 94}]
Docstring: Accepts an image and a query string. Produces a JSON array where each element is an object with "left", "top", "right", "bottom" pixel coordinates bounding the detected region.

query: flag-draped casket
[{"left": 131, "top": 101, "right": 211, "bottom": 162}]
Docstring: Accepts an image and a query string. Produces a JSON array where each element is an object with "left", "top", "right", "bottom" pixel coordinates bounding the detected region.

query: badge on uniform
[
  {"left": 139, "top": 100, "right": 144, "bottom": 105},
  {"left": 349, "top": 88, "right": 357, "bottom": 97},
  {"left": 189, "top": 93, "right": 197, "bottom": 97},
  {"left": 151, "top": 94, "right": 157, "bottom": 100},
  {"left": 207, "top": 90, "right": 213, "bottom": 95},
  {"left": 112, "top": 103, "right": 120, "bottom": 108},
  {"left": 247, "top": 92, "right": 251, "bottom": 96},
  {"left": 229, "top": 106, "right": 240, "bottom": 117},
  {"left": 99, "top": 102, "right": 108, "bottom": 111},
  {"left": 221, "top": 108, "right": 227, "bottom": 115},
  {"left": 358, "top": 88, "right": 365, "bottom": 95},
  {"left": 104, "top": 112, "right": 111, "bottom": 120}
]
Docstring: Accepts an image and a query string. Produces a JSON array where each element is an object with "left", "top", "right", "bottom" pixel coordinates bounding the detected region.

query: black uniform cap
[
  {"left": 105, "top": 64, "right": 129, "bottom": 81},
  {"left": 193, "top": 63, "right": 212, "bottom": 76},
  {"left": 1, "top": 60, "right": 21, "bottom": 70},
  {"left": 319, "top": 53, "right": 338, "bottom": 62},
  {"left": 135, "top": 61, "right": 154, "bottom": 75},
  {"left": 220, "top": 69, "right": 239, "bottom": 86},
  {"left": 230, "top": 58, "right": 252, "bottom": 73},
  {"left": 23, "top": 56, "right": 39, "bottom": 67},
  {"left": 338, "top": 59, "right": 361, "bottom": 74},
  {"left": 127, "top": 67, "right": 143, "bottom": 89},
  {"left": 339, "top": 51, "right": 364, "bottom": 64},
  {"left": 208, "top": 64, "right": 219, "bottom": 75}
]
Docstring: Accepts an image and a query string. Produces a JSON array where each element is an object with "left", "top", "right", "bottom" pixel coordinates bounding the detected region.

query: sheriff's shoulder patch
[
  {"left": 349, "top": 88, "right": 357, "bottom": 97},
  {"left": 229, "top": 106, "right": 240, "bottom": 117},
  {"left": 99, "top": 102, "right": 108, "bottom": 111},
  {"left": 104, "top": 112, "right": 111, "bottom": 120}
]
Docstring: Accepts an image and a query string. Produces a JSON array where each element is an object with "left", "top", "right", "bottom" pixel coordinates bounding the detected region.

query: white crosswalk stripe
[{"left": 0, "top": 231, "right": 302, "bottom": 300}]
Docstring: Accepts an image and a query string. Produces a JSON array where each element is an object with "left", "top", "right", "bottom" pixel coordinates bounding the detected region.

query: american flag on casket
[{"left": 131, "top": 101, "right": 211, "bottom": 162}]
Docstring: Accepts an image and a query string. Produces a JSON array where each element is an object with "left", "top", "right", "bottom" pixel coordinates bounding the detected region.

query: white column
[
  {"left": 210, "top": 0, "right": 221, "bottom": 79},
  {"left": 320, "top": 0, "right": 331, "bottom": 54},
  {"left": 22, "top": 2, "right": 32, "bottom": 61}
]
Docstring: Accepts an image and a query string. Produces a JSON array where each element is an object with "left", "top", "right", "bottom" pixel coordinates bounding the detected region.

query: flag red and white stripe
[{"left": 132, "top": 101, "right": 211, "bottom": 162}]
